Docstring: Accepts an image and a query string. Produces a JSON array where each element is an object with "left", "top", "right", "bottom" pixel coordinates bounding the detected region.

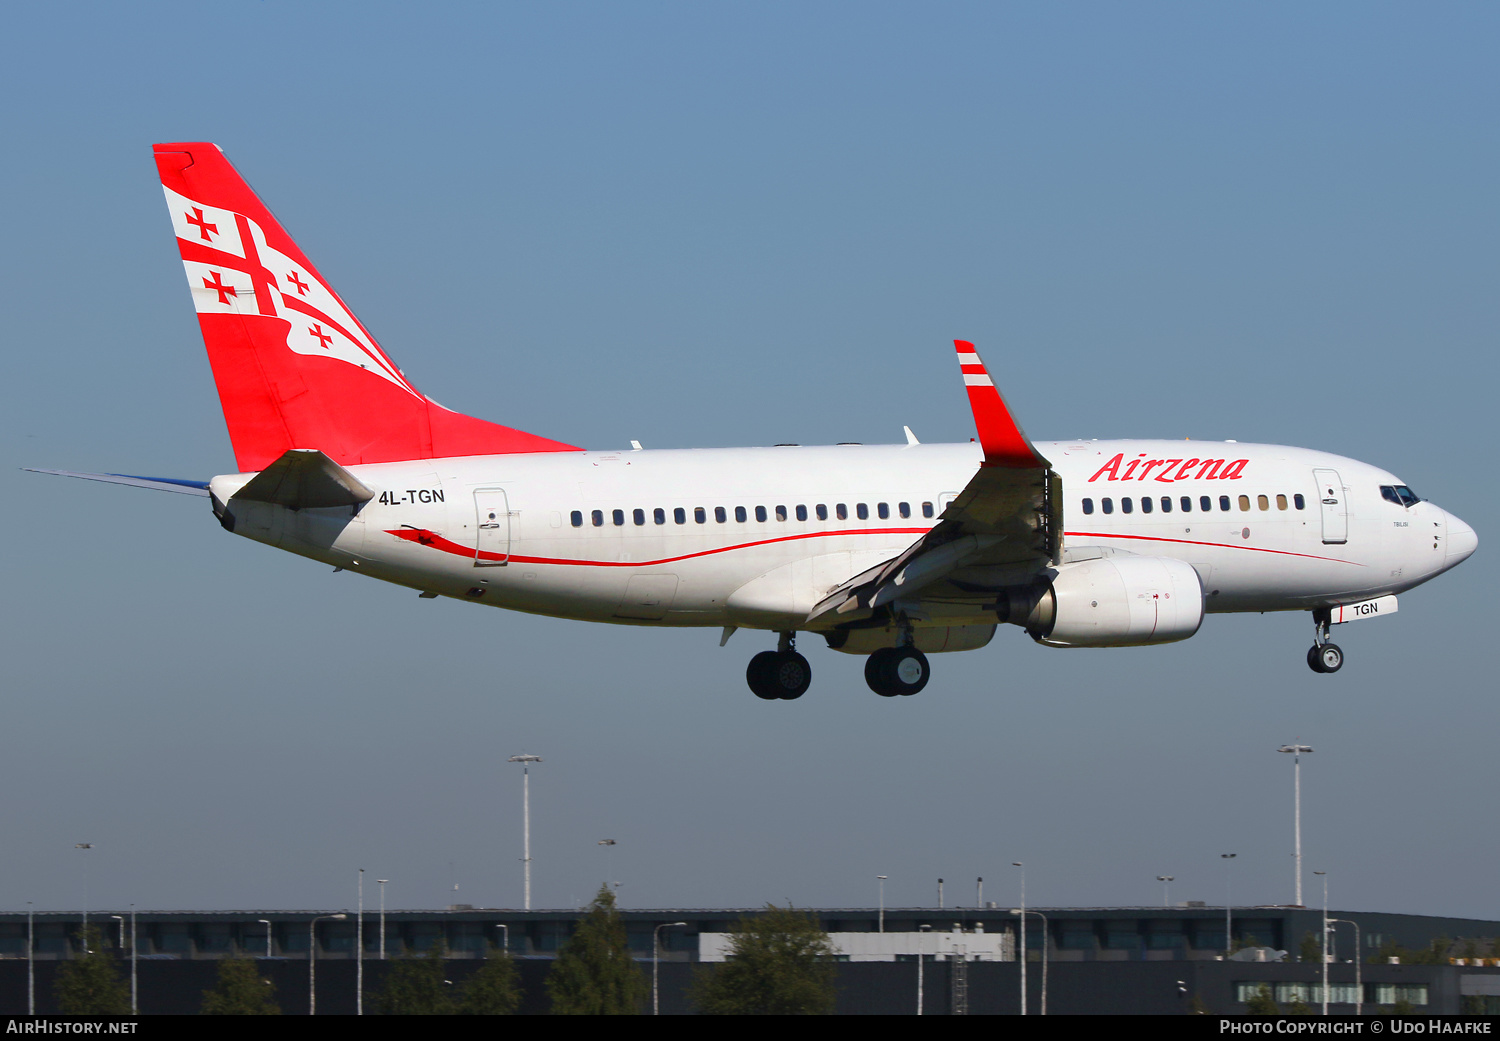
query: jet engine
[{"left": 1026, "top": 555, "right": 1204, "bottom": 647}]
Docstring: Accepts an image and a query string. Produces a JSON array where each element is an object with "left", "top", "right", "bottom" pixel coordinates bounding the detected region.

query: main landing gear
[
  {"left": 865, "top": 645, "right": 930, "bottom": 697},
  {"left": 1306, "top": 608, "right": 1343, "bottom": 674},
  {"left": 746, "top": 632, "right": 812, "bottom": 700}
]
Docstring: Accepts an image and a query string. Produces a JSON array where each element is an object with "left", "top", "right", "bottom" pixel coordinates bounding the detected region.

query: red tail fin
[{"left": 154, "top": 143, "right": 580, "bottom": 472}]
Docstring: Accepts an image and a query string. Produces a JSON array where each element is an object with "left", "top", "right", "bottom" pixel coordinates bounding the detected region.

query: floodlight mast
[
  {"left": 508, "top": 755, "right": 543, "bottom": 910},
  {"left": 1278, "top": 743, "right": 1314, "bottom": 906}
]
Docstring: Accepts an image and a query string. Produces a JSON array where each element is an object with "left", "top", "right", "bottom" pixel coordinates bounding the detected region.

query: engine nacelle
[
  {"left": 825, "top": 624, "right": 997, "bottom": 655},
  {"left": 1027, "top": 555, "right": 1204, "bottom": 647}
]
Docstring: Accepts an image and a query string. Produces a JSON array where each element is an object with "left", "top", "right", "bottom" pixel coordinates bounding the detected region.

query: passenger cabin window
[
  {"left": 1082, "top": 498, "right": 1095, "bottom": 515},
  {"left": 592, "top": 509, "right": 604, "bottom": 527},
  {"left": 571, "top": 510, "right": 583, "bottom": 527},
  {"left": 1200, "top": 496, "right": 1212, "bottom": 512},
  {"left": 1257, "top": 495, "right": 1269, "bottom": 511},
  {"left": 612, "top": 509, "right": 625, "bottom": 526},
  {"left": 1219, "top": 496, "right": 1231, "bottom": 512},
  {"left": 654, "top": 507, "right": 667, "bottom": 525},
  {"left": 1121, "top": 497, "right": 1134, "bottom": 514},
  {"left": 1294, "top": 494, "right": 1306, "bottom": 510},
  {"left": 922, "top": 502, "right": 934, "bottom": 518},
  {"left": 837, "top": 504, "right": 848, "bottom": 520},
  {"left": 816, "top": 504, "right": 828, "bottom": 521},
  {"left": 1160, "top": 496, "right": 1171, "bottom": 513},
  {"left": 694, "top": 507, "right": 706, "bottom": 524},
  {"left": 1102, "top": 498, "right": 1114, "bottom": 515},
  {"left": 735, "top": 506, "right": 747, "bottom": 523},
  {"left": 775, "top": 505, "right": 787, "bottom": 521},
  {"left": 899, "top": 502, "right": 911, "bottom": 518},
  {"left": 796, "top": 505, "right": 808, "bottom": 521},
  {"left": 755, "top": 505, "right": 768, "bottom": 522},
  {"left": 857, "top": 503, "right": 869, "bottom": 520},
  {"left": 674, "top": 507, "right": 686, "bottom": 524},
  {"left": 715, "top": 507, "right": 727, "bottom": 523},
  {"left": 1238, "top": 496, "right": 1250, "bottom": 512},
  {"left": 633, "top": 508, "right": 646, "bottom": 526},
  {"left": 1140, "top": 497, "right": 1152, "bottom": 514},
  {"left": 877, "top": 503, "right": 889, "bottom": 519}
]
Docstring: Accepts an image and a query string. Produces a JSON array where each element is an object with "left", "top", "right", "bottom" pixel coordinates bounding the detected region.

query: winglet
[{"left": 953, "top": 340, "right": 1049, "bottom": 469}]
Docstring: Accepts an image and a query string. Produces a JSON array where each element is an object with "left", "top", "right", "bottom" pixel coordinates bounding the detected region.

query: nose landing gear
[
  {"left": 746, "top": 632, "right": 812, "bottom": 700},
  {"left": 1306, "top": 608, "right": 1343, "bottom": 674}
]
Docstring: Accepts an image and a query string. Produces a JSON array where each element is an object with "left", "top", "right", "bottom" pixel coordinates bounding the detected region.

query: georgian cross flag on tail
[{"left": 153, "top": 143, "right": 580, "bottom": 472}]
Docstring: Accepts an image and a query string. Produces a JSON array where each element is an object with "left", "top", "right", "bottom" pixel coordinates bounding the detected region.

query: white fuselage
[{"left": 209, "top": 438, "right": 1476, "bottom": 636}]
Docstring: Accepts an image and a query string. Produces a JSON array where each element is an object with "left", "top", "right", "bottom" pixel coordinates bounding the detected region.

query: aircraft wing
[{"left": 806, "top": 341, "right": 1059, "bottom": 624}]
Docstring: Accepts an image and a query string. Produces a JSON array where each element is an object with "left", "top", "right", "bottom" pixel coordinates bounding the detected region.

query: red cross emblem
[
  {"left": 308, "top": 324, "right": 333, "bottom": 349},
  {"left": 287, "top": 271, "right": 310, "bottom": 296},
  {"left": 185, "top": 207, "right": 218, "bottom": 241},
  {"left": 202, "top": 271, "right": 237, "bottom": 305}
]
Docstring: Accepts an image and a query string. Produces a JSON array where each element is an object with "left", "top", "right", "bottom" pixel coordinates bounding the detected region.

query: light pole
[
  {"left": 1278, "top": 743, "right": 1314, "bottom": 906},
  {"left": 1330, "top": 918, "right": 1362, "bottom": 1016},
  {"left": 653, "top": 921, "right": 687, "bottom": 1015},
  {"left": 916, "top": 924, "right": 932, "bottom": 1015},
  {"left": 75, "top": 843, "right": 93, "bottom": 951},
  {"left": 877, "top": 877, "right": 888, "bottom": 933},
  {"left": 494, "top": 922, "right": 508, "bottom": 956},
  {"left": 377, "top": 880, "right": 389, "bottom": 960},
  {"left": 26, "top": 901, "right": 34, "bottom": 1016},
  {"left": 598, "top": 839, "right": 617, "bottom": 892},
  {"left": 357, "top": 870, "right": 365, "bottom": 1016},
  {"left": 508, "top": 754, "right": 543, "bottom": 909},
  {"left": 1315, "top": 870, "right": 1328, "bottom": 1015},
  {"left": 308, "top": 913, "right": 346, "bottom": 1015},
  {"left": 1220, "top": 854, "right": 1236, "bottom": 957},
  {"left": 130, "top": 905, "right": 138, "bottom": 1013},
  {"left": 1013, "top": 862, "right": 1026, "bottom": 1016},
  {"left": 1012, "top": 909, "right": 1049, "bottom": 1015},
  {"left": 937, "top": 878, "right": 944, "bottom": 910},
  {"left": 1157, "top": 876, "right": 1175, "bottom": 908},
  {"left": 258, "top": 919, "right": 272, "bottom": 958},
  {"left": 976, "top": 876, "right": 983, "bottom": 908},
  {"left": 110, "top": 915, "right": 125, "bottom": 950}
]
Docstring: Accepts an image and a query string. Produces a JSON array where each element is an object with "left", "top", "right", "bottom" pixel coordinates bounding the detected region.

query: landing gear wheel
[
  {"left": 865, "top": 649, "right": 901, "bottom": 697},
  {"left": 1306, "top": 644, "right": 1325, "bottom": 673},
  {"left": 747, "top": 650, "right": 812, "bottom": 700},
  {"left": 865, "top": 646, "right": 931, "bottom": 697},
  {"left": 1314, "top": 643, "right": 1343, "bottom": 674}
]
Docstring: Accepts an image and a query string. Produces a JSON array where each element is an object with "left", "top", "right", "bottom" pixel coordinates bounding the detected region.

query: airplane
[{"left": 27, "top": 142, "right": 1478, "bottom": 700}]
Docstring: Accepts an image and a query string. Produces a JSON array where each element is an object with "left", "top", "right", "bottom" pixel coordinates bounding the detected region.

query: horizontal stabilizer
[
  {"left": 23, "top": 469, "right": 211, "bottom": 496},
  {"left": 230, "top": 449, "right": 374, "bottom": 510}
]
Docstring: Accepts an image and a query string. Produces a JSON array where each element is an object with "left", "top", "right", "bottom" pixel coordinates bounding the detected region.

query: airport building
[{"left": 2, "top": 904, "right": 1497, "bottom": 1014}]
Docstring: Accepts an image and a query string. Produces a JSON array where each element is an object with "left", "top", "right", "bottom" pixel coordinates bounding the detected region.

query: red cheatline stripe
[
  {"left": 1063, "top": 531, "right": 1364, "bottom": 565},
  {"left": 387, "top": 526, "right": 931, "bottom": 566}
]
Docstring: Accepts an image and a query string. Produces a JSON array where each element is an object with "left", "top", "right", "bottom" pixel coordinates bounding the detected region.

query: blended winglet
[{"left": 953, "top": 340, "right": 1049, "bottom": 469}]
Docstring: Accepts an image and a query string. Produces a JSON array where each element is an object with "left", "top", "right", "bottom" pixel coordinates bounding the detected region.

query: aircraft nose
[{"left": 1447, "top": 512, "right": 1478, "bottom": 566}]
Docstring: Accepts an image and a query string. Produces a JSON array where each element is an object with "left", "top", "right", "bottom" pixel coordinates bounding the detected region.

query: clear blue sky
[{"left": 2, "top": 2, "right": 1494, "bottom": 918}]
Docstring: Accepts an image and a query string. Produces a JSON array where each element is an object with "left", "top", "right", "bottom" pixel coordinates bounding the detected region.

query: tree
[
  {"left": 1244, "top": 984, "right": 1279, "bottom": 1014},
  {"left": 201, "top": 957, "right": 281, "bottom": 1015},
  {"left": 547, "top": 885, "right": 646, "bottom": 1015},
  {"left": 458, "top": 949, "right": 522, "bottom": 1015},
  {"left": 1298, "top": 931, "right": 1322, "bottom": 965},
  {"left": 54, "top": 926, "right": 131, "bottom": 1015},
  {"left": 693, "top": 904, "right": 837, "bottom": 1015},
  {"left": 377, "top": 941, "right": 455, "bottom": 1015}
]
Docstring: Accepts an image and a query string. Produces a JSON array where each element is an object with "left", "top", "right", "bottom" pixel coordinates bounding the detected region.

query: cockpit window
[{"left": 1381, "top": 484, "right": 1422, "bottom": 507}]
